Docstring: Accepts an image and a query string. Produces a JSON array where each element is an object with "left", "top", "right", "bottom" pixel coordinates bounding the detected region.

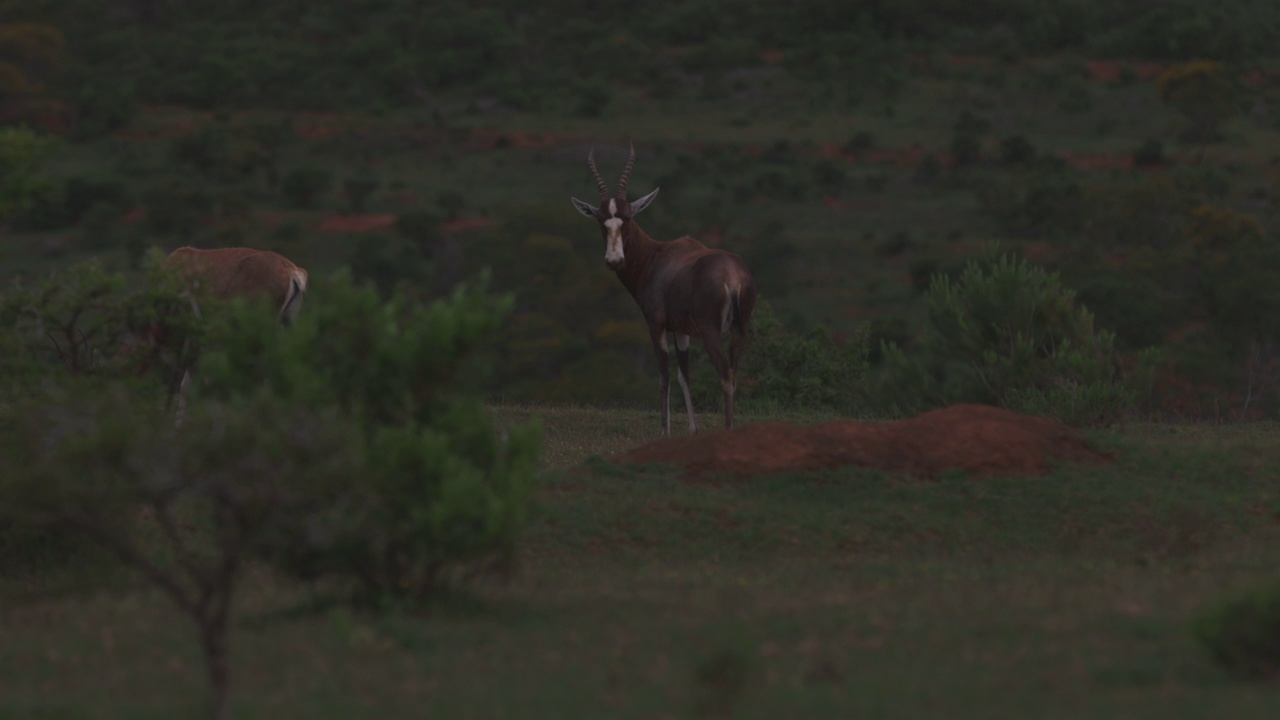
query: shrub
[
  {"left": 69, "top": 73, "right": 138, "bottom": 140},
  {"left": 1157, "top": 61, "right": 1239, "bottom": 144},
  {"left": 843, "top": 131, "right": 875, "bottom": 156},
  {"left": 195, "top": 271, "right": 540, "bottom": 600},
  {"left": 0, "top": 262, "right": 540, "bottom": 714},
  {"left": 873, "top": 252, "right": 1156, "bottom": 425},
  {"left": 979, "top": 171, "right": 1084, "bottom": 239},
  {"left": 396, "top": 209, "right": 443, "bottom": 251},
  {"left": 1132, "top": 138, "right": 1165, "bottom": 167},
  {"left": 1000, "top": 135, "right": 1037, "bottom": 165},
  {"left": 1057, "top": 80, "right": 1094, "bottom": 114},
  {"left": 741, "top": 221, "right": 797, "bottom": 296},
  {"left": 346, "top": 233, "right": 430, "bottom": 298},
  {"left": 63, "top": 175, "right": 132, "bottom": 221},
  {"left": 3, "top": 258, "right": 131, "bottom": 380},
  {"left": 437, "top": 189, "right": 466, "bottom": 220},
  {"left": 913, "top": 153, "right": 943, "bottom": 184},
  {"left": 170, "top": 128, "right": 230, "bottom": 177},
  {"left": 343, "top": 174, "right": 380, "bottom": 214},
  {"left": 875, "top": 231, "right": 913, "bottom": 258},
  {"left": 279, "top": 165, "right": 332, "bottom": 209},
  {"left": 811, "top": 158, "right": 847, "bottom": 188},
  {"left": 77, "top": 201, "right": 123, "bottom": 251},
  {"left": 1073, "top": 271, "right": 1179, "bottom": 350},
  {"left": 574, "top": 80, "right": 610, "bottom": 117},
  {"left": 693, "top": 300, "right": 871, "bottom": 414},
  {"left": 1192, "top": 579, "right": 1280, "bottom": 679},
  {"left": 143, "top": 183, "right": 211, "bottom": 237},
  {"left": 950, "top": 110, "right": 990, "bottom": 167},
  {"left": 1, "top": 253, "right": 201, "bottom": 395}
]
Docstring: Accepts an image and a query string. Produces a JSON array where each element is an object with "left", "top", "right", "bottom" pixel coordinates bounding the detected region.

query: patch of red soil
[
  {"left": 120, "top": 206, "right": 147, "bottom": 225},
  {"left": 1057, "top": 151, "right": 1132, "bottom": 171},
  {"left": 611, "top": 404, "right": 1111, "bottom": 481},
  {"left": 466, "top": 129, "right": 561, "bottom": 150},
  {"left": 1023, "top": 242, "right": 1054, "bottom": 262},
  {"left": 1131, "top": 62, "right": 1166, "bottom": 81},
  {"left": 442, "top": 216, "right": 494, "bottom": 233},
  {"left": 315, "top": 214, "right": 397, "bottom": 233}
]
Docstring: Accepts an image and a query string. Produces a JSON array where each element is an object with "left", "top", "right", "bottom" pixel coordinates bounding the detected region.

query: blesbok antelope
[
  {"left": 162, "top": 246, "right": 309, "bottom": 326},
  {"left": 572, "top": 142, "right": 757, "bottom": 435},
  {"left": 158, "top": 247, "right": 309, "bottom": 422}
]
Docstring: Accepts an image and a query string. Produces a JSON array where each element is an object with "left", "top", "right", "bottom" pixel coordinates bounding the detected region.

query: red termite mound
[{"left": 610, "top": 404, "right": 1112, "bottom": 480}]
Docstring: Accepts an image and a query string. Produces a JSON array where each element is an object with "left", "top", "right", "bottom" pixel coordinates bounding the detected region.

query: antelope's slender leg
[
  {"left": 674, "top": 333, "right": 698, "bottom": 434},
  {"left": 174, "top": 369, "right": 191, "bottom": 428},
  {"left": 698, "top": 328, "right": 735, "bottom": 430},
  {"left": 652, "top": 330, "right": 672, "bottom": 436}
]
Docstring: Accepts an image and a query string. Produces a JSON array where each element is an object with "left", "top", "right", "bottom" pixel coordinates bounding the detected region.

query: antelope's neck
[{"left": 615, "top": 223, "right": 662, "bottom": 298}]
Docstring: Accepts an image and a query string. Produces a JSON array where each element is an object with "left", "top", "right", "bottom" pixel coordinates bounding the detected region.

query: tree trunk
[{"left": 201, "top": 615, "right": 231, "bottom": 720}]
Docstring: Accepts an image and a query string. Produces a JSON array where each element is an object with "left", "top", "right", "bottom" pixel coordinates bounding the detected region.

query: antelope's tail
[
  {"left": 723, "top": 282, "right": 748, "bottom": 338},
  {"left": 729, "top": 288, "right": 745, "bottom": 336},
  {"left": 279, "top": 269, "right": 309, "bottom": 325}
]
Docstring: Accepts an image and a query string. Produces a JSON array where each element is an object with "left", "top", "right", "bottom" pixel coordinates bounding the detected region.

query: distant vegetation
[
  {"left": 5, "top": 0, "right": 1280, "bottom": 120},
  {"left": 2, "top": 0, "right": 1280, "bottom": 423}
]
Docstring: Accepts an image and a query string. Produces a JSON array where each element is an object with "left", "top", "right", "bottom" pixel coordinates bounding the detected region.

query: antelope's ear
[
  {"left": 571, "top": 197, "right": 598, "bottom": 218},
  {"left": 631, "top": 187, "right": 660, "bottom": 215}
]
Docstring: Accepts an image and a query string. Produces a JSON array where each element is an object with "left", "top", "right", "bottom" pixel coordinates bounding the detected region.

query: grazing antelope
[
  {"left": 162, "top": 247, "right": 309, "bottom": 326},
  {"left": 572, "top": 142, "right": 756, "bottom": 435},
  {"left": 159, "top": 247, "right": 309, "bottom": 422}
]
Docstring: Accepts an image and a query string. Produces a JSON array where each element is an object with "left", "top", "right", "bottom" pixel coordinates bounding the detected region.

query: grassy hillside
[
  {"left": 3, "top": 1, "right": 1280, "bottom": 418},
  {"left": 4, "top": 405, "right": 1280, "bottom": 718}
]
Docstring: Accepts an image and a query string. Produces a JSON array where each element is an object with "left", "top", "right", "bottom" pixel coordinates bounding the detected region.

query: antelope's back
[{"left": 163, "top": 247, "right": 307, "bottom": 313}]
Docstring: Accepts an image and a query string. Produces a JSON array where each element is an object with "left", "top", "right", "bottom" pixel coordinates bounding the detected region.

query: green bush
[
  {"left": 811, "top": 159, "right": 847, "bottom": 188},
  {"left": 693, "top": 300, "right": 871, "bottom": 414},
  {"left": 69, "top": 72, "right": 138, "bottom": 140},
  {"left": 77, "top": 201, "right": 124, "bottom": 251},
  {"left": 1132, "top": 138, "right": 1165, "bottom": 167},
  {"left": 950, "top": 110, "right": 990, "bottom": 167},
  {"left": 873, "top": 252, "right": 1156, "bottom": 425},
  {"left": 1, "top": 253, "right": 202, "bottom": 398},
  {"left": 170, "top": 128, "right": 231, "bottom": 177},
  {"left": 396, "top": 209, "right": 443, "bottom": 251},
  {"left": 0, "top": 256, "right": 540, "bottom": 713},
  {"left": 195, "top": 270, "right": 539, "bottom": 601},
  {"left": 914, "top": 153, "right": 943, "bottom": 184},
  {"left": 1000, "top": 135, "right": 1038, "bottom": 165},
  {"left": 143, "top": 183, "right": 212, "bottom": 237},
  {"left": 843, "top": 131, "right": 875, "bottom": 156},
  {"left": 437, "top": 189, "right": 466, "bottom": 220},
  {"left": 346, "top": 233, "right": 430, "bottom": 299},
  {"left": 1192, "top": 579, "right": 1280, "bottom": 679},
  {"left": 979, "top": 170, "right": 1084, "bottom": 239},
  {"left": 343, "top": 174, "right": 380, "bottom": 214},
  {"left": 279, "top": 165, "right": 332, "bottom": 209},
  {"left": 63, "top": 175, "right": 133, "bottom": 222},
  {"left": 0, "top": 126, "right": 57, "bottom": 224}
]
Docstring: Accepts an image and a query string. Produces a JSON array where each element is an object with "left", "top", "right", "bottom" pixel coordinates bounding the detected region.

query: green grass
[
  {"left": 9, "top": 56, "right": 1279, "bottom": 346},
  {"left": 4, "top": 406, "right": 1280, "bottom": 718}
]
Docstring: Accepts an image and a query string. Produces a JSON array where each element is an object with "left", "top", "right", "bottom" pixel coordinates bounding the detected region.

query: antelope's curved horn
[
  {"left": 587, "top": 148, "right": 610, "bottom": 201},
  {"left": 616, "top": 139, "right": 636, "bottom": 200}
]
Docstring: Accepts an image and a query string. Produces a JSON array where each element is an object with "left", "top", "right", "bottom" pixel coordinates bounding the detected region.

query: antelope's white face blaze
[
  {"left": 603, "top": 199, "right": 626, "bottom": 267},
  {"left": 571, "top": 143, "right": 661, "bottom": 272}
]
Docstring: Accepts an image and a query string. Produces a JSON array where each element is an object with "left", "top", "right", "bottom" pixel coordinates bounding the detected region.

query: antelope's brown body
[
  {"left": 163, "top": 247, "right": 309, "bottom": 323},
  {"left": 155, "top": 247, "right": 309, "bottom": 425}
]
